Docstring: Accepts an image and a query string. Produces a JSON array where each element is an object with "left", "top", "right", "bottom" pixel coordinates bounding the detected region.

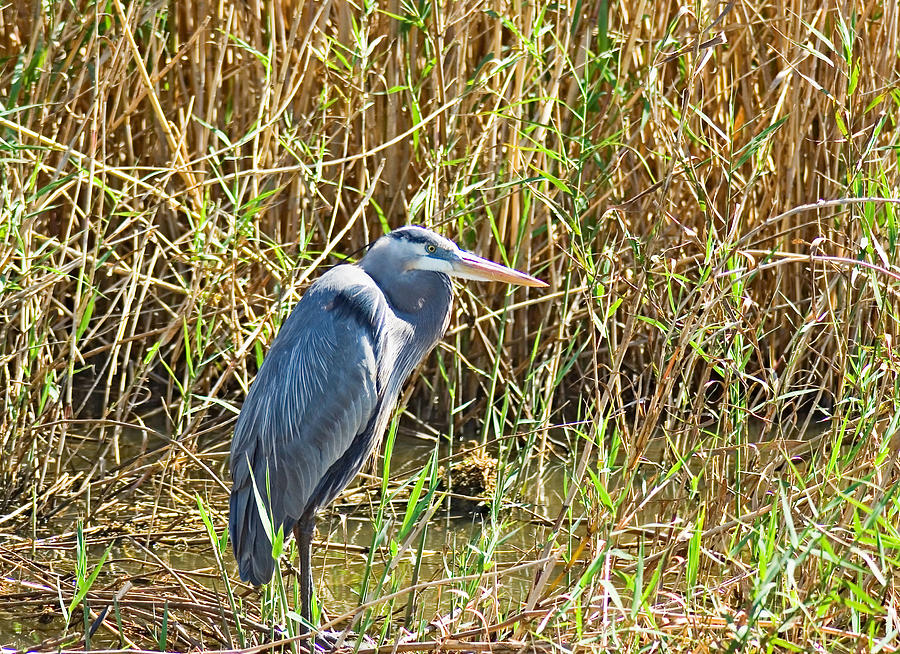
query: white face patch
[{"left": 409, "top": 249, "right": 455, "bottom": 274}]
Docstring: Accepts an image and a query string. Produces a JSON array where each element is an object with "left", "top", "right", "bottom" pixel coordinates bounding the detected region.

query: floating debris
[{"left": 438, "top": 441, "right": 498, "bottom": 510}]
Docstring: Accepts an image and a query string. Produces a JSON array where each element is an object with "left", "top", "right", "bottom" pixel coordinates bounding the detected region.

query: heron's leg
[{"left": 294, "top": 513, "right": 316, "bottom": 631}]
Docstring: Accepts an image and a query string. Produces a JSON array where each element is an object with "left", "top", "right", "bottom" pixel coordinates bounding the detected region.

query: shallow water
[
  {"left": 3, "top": 420, "right": 808, "bottom": 648},
  {"left": 0, "top": 430, "right": 570, "bottom": 649}
]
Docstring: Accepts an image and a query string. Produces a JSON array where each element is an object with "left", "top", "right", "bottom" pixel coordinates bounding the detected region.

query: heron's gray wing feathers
[{"left": 229, "top": 266, "right": 388, "bottom": 585}]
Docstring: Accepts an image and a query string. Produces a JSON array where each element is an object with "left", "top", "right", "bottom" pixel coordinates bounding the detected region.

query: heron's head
[{"left": 365, "top": 225, "right": 547, "bottom": 287}]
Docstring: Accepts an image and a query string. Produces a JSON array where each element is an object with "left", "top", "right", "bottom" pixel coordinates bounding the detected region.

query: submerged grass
[{"left": 2, "top": 0, "right": 900, "bottom": 651}]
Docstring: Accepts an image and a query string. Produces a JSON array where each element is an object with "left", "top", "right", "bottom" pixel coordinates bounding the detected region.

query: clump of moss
[{"left": 438, "top": 441, "right": 498, "bottom": 509}]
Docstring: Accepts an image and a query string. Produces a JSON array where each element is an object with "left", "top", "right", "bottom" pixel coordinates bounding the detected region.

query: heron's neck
[{"left": 361, "top": 264, "right": 452, "bottom": 338}]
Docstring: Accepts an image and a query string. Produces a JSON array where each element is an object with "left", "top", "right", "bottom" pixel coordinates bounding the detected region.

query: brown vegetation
[{"left": 1, "top": 0, "right": 899, "bottom": 651}]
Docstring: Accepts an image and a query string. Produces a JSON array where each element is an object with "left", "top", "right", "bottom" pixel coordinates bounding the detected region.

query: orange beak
[{"left": 450, "top": 251, "right": 548, "bottom": 287}]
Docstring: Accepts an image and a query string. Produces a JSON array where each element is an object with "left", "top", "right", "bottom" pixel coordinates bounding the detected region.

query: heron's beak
[{"left": 451, "top": 251, "right": 548, "bottom": 287}]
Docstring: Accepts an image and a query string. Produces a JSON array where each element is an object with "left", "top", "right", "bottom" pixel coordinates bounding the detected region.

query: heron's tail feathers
[{"left": 229, "top": 486, "right": 278, "bottom": 586}]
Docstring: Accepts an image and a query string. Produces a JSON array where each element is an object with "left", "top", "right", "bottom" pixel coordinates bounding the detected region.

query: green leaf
[
  {"left": 76, "top": 292, "right": 96, "bottom": 341},
  {"left": 68, "top": 541, "right": 113, "bottom": 621},
  {"left": 734, "top": 116, "right": 789, "bottom": 168},
  {"left": 686, "top": 507, "right": 705, "bottom": 589}
]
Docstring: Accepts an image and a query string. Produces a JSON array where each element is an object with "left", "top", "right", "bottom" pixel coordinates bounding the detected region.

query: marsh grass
[{"left": 2, "top": 0, "right": 900, "bottom": 651}]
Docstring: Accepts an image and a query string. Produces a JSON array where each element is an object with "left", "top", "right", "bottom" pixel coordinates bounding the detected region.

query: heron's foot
[{"left": 308, "top": 629, "right": 376, "bottom": 652}]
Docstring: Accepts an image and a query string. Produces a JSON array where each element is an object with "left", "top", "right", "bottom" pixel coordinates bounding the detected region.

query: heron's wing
[{"left": 229, "top": 266, "right": 389, "bottom": 585}]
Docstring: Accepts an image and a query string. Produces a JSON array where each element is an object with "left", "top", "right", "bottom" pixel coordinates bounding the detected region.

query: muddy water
[
  {"left": 0, "top": 431, "right": 570, "bottom": 649},
  {"left": 3, "top": 419, "right": 814, "bottom": 649},
  {"left": 274, "top": 432, "right": 570, "bottom": 619}
]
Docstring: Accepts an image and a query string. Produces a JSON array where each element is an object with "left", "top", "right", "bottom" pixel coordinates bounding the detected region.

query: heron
[{"left": 229, "top": 225, "right": 546, "bottom": 630}]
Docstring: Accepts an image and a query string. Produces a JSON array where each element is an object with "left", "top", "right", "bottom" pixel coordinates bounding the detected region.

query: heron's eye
[{"left": 426, "top": 244, "right": 436, "bottom": 253}]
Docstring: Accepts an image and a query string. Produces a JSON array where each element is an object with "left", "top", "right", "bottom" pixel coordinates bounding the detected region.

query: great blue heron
[{"left": 229, "top": 225, "right": 546, "bottom": 628}]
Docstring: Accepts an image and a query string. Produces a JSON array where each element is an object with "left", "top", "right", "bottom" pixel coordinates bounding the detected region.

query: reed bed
[{"left": 2, "top": 0, "right": 900, "bottom": 651}]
